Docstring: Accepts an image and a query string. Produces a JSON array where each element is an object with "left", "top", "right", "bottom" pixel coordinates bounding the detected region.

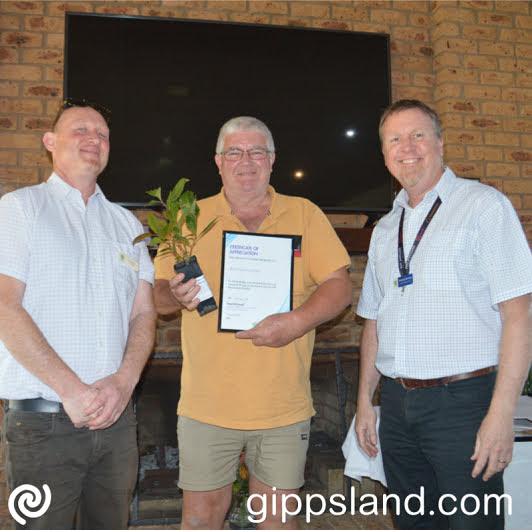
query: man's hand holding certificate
[{"left": 218, "top": 232, "right": 295, "bottom": 334}]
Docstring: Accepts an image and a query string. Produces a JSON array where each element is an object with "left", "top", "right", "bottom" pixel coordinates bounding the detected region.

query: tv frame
[{"left": 64, "top": 12, "right": 393, "bottom": 216}]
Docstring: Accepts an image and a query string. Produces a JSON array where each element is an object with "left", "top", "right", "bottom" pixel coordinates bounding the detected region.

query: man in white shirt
[
  {"left": 0, "top": 100, "right": 156, "bottom": 529},
  {"left": 355, "top": 99, "right": 532, "bottom": 529}
]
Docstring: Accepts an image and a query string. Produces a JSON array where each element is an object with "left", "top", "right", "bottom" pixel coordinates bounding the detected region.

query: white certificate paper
[{"left": 218, "top": 231, "right": 294, "bottom": 332}]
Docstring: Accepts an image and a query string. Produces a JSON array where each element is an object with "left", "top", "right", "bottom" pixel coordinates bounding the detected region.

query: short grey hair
[
  {"left": 379, "top": 99, "right": 442, "bottom": 144},
  {"left": 216, "top": 116, "right": 275, "bottom": 154}
]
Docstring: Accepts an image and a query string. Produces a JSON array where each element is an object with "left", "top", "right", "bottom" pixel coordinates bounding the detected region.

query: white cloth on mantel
[{"left": 342, "top": 406, "right": 387, "bottom": 487}]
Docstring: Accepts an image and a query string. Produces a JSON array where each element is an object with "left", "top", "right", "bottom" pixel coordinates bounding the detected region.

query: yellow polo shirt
[{"left": 154, "top": 187, "right": 350, "bottom": 429}]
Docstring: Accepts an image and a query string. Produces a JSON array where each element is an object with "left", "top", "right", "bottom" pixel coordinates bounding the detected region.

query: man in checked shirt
[{"left": 355, "top": 99, "right": 532, "bottom": 529}]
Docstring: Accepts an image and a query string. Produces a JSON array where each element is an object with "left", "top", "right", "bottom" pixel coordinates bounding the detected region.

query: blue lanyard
[{"left": 398, "top": 197, "right": 442, "bottom": 277}]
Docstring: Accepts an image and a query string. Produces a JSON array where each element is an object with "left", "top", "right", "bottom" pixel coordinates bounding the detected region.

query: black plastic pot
[{"left": 174, "top": 255, "right": 217, "bottom": 316}]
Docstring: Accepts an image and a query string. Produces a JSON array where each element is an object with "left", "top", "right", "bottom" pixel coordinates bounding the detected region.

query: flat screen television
[{"left": 65, "top": 13, "right": 392, "bottom": 212}]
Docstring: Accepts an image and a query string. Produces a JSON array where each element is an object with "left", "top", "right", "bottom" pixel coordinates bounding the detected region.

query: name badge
[
  {"left": 397, "top": 273, "right": 413, "bottom": 288},
  {"left": 119, "top": 252, "right": 139, "bottom": 272}
]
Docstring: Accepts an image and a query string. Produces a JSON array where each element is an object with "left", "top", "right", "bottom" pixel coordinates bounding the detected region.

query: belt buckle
[{"left": 398, "top": 378, "right": 410, "bottom": 390}]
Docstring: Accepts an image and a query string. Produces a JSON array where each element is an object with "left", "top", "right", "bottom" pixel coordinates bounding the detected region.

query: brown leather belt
[{"left": 394, "top": 366, "right": 497, "bottom": 390}]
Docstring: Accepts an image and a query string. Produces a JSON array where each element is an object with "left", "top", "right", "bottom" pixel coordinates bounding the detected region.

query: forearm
[
  {"left": 357, "top": 318, "right": 381, "bottom": 406},
  {"left": 488, "top": 294, "right": 531, "bottom": 417},
  {"left": 0, "top": 304, "right": 85, "bottom": 399},
  {"left": 116, "top": 305, "right": 157, "bottom": 393},
  {"left": 291, "top": 268, "right": 352, "bottom": 337}
]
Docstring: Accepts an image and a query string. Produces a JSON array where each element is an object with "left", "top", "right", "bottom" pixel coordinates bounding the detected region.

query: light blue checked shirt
[
  {"left": 358, "top": 167, "right": 532, "bottom": 379},
  {"left": 0, "top": 173, "right": 154, "bottom": 400}
]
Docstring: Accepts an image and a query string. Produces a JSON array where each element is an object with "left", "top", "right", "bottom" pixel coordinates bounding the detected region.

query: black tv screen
[{"left": 65, "top": 13, "right": 392, "bottom": 212}]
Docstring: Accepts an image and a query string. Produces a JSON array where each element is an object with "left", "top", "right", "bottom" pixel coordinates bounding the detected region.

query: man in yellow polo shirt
[{"left": 154, "top": 116, "right": 351, "bottom": 529}]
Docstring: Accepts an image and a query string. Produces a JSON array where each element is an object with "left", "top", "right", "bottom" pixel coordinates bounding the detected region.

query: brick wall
[{"left": 0, "top": 0, "right": 531, "bottom": 521}]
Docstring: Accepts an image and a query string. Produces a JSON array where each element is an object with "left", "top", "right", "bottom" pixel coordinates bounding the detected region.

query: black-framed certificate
[{"left": 218, "top": 231, "right": 295, "bottom": 332}]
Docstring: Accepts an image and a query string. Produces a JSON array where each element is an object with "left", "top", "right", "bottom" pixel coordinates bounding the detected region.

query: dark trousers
[
  {"left": 379, "top": 373, "right": 505, "bottom": 530},
  {"left": 1, "top": 401, "right": 138, "bottom": 530}
]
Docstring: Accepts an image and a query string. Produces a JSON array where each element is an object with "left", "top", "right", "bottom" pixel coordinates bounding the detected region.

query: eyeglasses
[
  {"left": 219, "top": 147, "right": 272, "bottom": 162},
  {"left": 53, "top": 97, "right": 111, "bottom": 127}
]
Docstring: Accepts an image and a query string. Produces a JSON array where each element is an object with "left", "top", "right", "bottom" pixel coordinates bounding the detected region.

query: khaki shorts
[{"left": 177, "top": 416, "right": 311, "bottom": 491}]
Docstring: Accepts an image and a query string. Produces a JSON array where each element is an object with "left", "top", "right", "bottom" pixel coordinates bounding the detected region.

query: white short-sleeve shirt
[
  {"left": 357, "top": 168, "right": 532, "bottom": 379},
  {"left": 0, "top": 173, "right": 155, "bottom": 400}
]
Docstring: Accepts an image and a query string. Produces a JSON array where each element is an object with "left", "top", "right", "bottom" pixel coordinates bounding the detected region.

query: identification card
[
  {"left": 119, "top": 252, "right": 139, "bottom": 272},
  {"left": 397, "top": 273, "right": 413, "bottom": 288}
]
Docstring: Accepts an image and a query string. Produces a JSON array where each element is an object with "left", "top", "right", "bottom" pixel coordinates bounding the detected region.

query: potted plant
[
  {"left": 227, "top": 452, "right": 256, "bottom": 529},
  {"left": 133, "top": 178, "right": 218, "bottom": 316}
]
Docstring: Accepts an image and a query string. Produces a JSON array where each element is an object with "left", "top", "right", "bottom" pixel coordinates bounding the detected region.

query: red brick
[
  {"left": 312, "top": 20, "right": 351, "bottom": 31},
  {"left": 502, "top": 87, "right": 532, "bottom": 103},
  {"left": 22, "top": 150, "right": 51, "bottom": 166},
  {"left": 446, "top": 130, "right": 483, "bottom": 145},
  {"left": 478, "top": 41, "right": 514, "bottom": 57},
  {"left": 290, "top": 2, "right": 330, "bottom": 18},
  {"left": 516, "top": 73, "right": 532, "bottom": 88},
  {"left": 230, "top": 13, "right": 270, "bottom": 25},
  {"left": 392, "top": 28, "right": 429, "bottom": 42},
  {"left": 503, "top": 118, "right": 532, "bottom": 134},
  {"left": 0, "top": 14, "right": 22, "bottom": 30},
  {"left": 463, "top": 85, "right": 500, "bottom": 100},
  {"left": 486, "top": 163, "right": 520, "bottom": 178},
  {"left": 25, "top": 16, "right": 63, "bottom": 32},
  {"left": 186, "top": 10, "right": 228, "bottom": 21},
  {"left": 0, "top": 47, "right": 18, "bottom": 62},
  {"left": 484, "top": 132, "right": 519, "bottom": 147},
  {"left": 493, "top": 1, "right": 529, "bottom": 14},
  {"left": 23, "top": 83, "right": 61, "bottom": 97},
  {"left": 0, "top": 117, "right": 16, "bottom": 129},
  {"left": 22, "top": 117, "right": 53, "bottom": 131},
  {"left": 1, "top": 2, "right": 44, "bottom": 15},
  {"left": 46, "top": 33, "right": 64, "bottom": 49},
  {"left": 452, "top": 162, "right": 483, "bottom": 178},
  {"left": 331, "top": 6, "right": 369, "bottom": 22},
  {"left": 437, "top": 68, "right": 478, "bottom": 84},
  {"left": 434, "top": 84, "right": 463, "bottom": 99},
  {"left": 467, "top": 146, "right": 503, "bottom": 161},
  {"left": 465, "top": 116, "right": 502, "bottom": 130},
  {"left": 0, "top": 151, "right": 17, "bottom": 166},
  {"left": 462, "top": 25, "right": 497, "bottom": 40},
  {"left": 95, "top": 4, "right": 140, "bottom": 15},
  {"left": 477, "top": 13, "right": 512, "bottom": 26},
  {"left": 249, "top": 1, "right": 288, "bottom": 14},
  {"left": 432, "top": 21, "right": 460, "bottom": 39},
  {"left": 0, "top": 132, "right": 41, "bottom": 149},
  {"left": 23, "top": 48, "right": 62, "bottom": 64},
  {"left": 507, "top": 150, "right": 532, "bottom": 163},
  {"left": 464, "top": 55, "right": 498, "bottom": 70},
  {"left": 516, "top": 44, "right": 532, "bottom": 59},
  {"left": 1, "top": 31, "right": 42, "bottom": 47},
  {"left": 500, "top": 29, "right": 532, "bottom": 44},
  {"left": 0, "top": 81, "right": 20, "bottom": 96},
  {"left": 1, "top": 167, "right": 40, "bottom": 183},
  {"left": 270, "top": 16, "right": 309, "bottom": 28},
  {"left": 47, "top": 2, "right": 93, "bottom": 16},
  {"left": 516, "top": 15, "right": 532, "bottom": 29},
  {"left": 481, "top": 102, "right": 517, "bottom": 117},
  {"left": 0, "top": 98, "right": 43, "bottom": 114},
  {"left": 392, "top": 55, "right": 431, "bottom": 73}
]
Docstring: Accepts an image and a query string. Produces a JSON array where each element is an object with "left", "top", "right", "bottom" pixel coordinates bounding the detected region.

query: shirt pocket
[{"left": 109, "top": 241, "right": 140, "bottom": 305}]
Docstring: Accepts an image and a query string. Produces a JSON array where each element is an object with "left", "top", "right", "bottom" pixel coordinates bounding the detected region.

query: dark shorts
[{"left": 1, "top": 401, "right": 138, "bottom": 530}]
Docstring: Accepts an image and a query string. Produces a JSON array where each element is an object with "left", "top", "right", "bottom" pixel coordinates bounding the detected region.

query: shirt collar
[
  {"left": 46, "top": 172, "right": 104, "bottom": 202},
  {"left": 393, "top": 166, "right": 456, "bottom": 211},
  {"left": 214, "top": 185, "right": 286, "bottom": 218}
]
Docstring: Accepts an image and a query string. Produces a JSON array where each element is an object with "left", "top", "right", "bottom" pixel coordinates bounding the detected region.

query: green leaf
[
  {"left": 168, "top": 178, "right": 189, "bottom": 205},
  {"left": 147, "top": 211, "right": 169, "bottom": 236},
  {"left": 198, "top": 217, "right": 218, "bottom": 238},
  {"left": 146, "top": 187, "right": 162, "bottom": 201},
  {"left": 132, "top": 232, "right": 153, "bottom": 245}
]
